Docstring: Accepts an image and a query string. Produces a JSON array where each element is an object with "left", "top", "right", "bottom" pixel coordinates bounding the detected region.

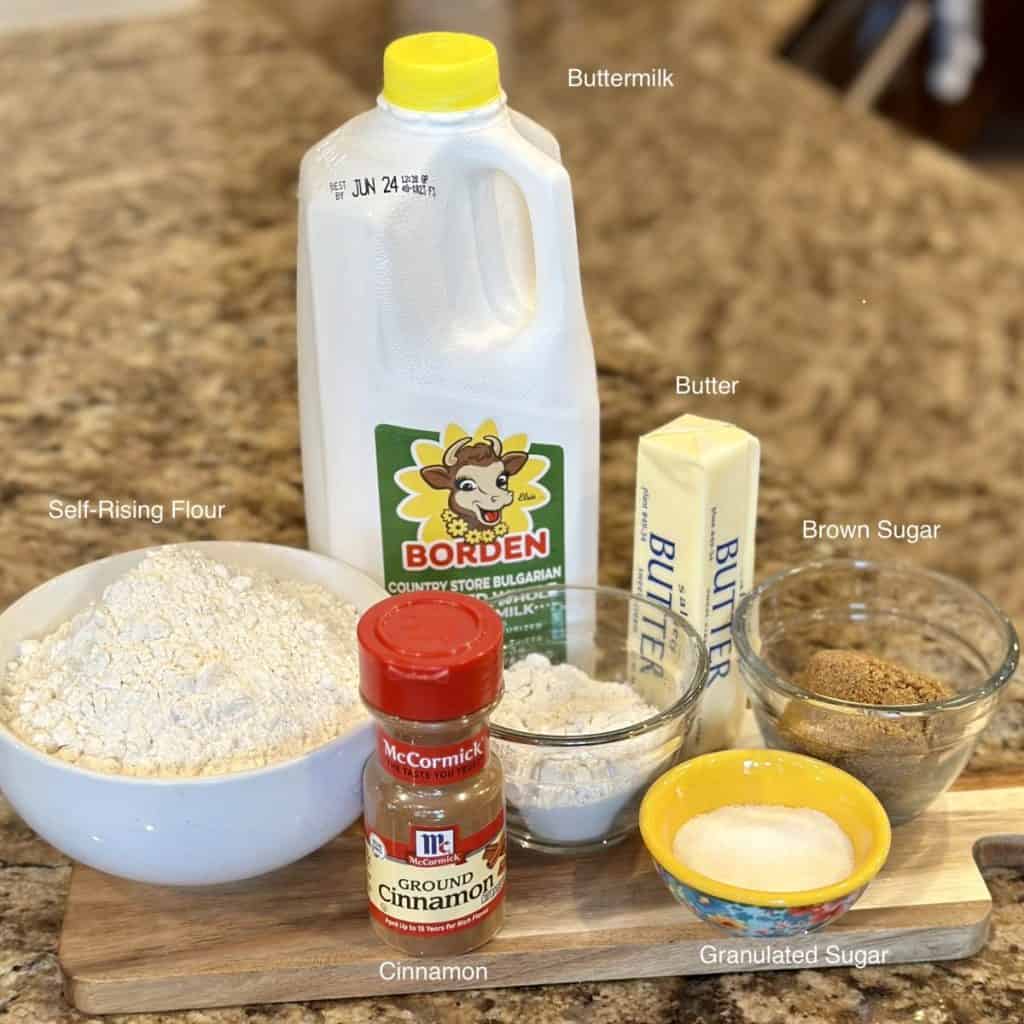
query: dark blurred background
[
  {"left": 780, "top": 0, "right": 1024, "bottom": 189},
  {"left": 254, "top": 0, "right": 1024, "bottom": 191}
]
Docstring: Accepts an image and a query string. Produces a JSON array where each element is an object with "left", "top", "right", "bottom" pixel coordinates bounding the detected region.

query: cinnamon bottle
[{"left": 357, "top": 592, "right": 506, "bottom": 956}]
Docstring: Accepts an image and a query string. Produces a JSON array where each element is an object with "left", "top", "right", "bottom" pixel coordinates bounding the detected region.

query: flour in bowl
[
  {"left": 1, "top": 548, "right": 366, "bottom": 776},
  {"left": 493, "top": 654, "right": 659, "bottom": 736},
  {"left": 492, "top": 653, "right": 684, "bottom": 845}
]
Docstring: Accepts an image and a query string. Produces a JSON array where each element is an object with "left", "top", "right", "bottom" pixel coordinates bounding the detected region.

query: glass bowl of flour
[
  {"left": 0, "top": 542, "right": 385, "bottom": 885},
  {"left": 487, "top": 585, "right": 708, "bottom": 854}
]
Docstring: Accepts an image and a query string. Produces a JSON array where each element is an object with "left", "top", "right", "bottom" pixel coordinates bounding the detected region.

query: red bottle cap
[{"left": 358, "top": 592, "right": 503, "bottom": 722}]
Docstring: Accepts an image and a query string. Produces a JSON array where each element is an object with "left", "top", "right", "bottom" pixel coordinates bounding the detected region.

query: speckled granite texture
[{"left": 1, "top": 0, "right": 1023, "bottom": 1021}]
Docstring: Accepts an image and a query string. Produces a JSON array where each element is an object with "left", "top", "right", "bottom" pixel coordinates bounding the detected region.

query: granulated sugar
[
  {"left": 1, "top": 548, "right": 365, "bottom": 777},
  {"left": 673, "top": 804, "right": 855, "bottom": 891},
  {"left": 492, "top": 653, "right": 677, "bottom": 845}
]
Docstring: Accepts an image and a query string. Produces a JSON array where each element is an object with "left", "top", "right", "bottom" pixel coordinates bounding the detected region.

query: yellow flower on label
[{"left": 396, "top": 420, "right": 550, "bottom": 545}]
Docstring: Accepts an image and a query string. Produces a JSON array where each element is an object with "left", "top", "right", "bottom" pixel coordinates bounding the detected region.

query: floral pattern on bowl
[{"left": 656, "top": 865, "right": 865, "bottom": 937}]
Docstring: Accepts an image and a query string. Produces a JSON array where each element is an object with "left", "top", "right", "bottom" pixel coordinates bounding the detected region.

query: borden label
[
  {"left": 377, "top": 727, "right": 489, "bottom": 786},
  {"left": 366, "top": 810, "right": 506, "bottom": 937},
  {"left": 374, "top": 418, "right": 565, "bottom": 597}
]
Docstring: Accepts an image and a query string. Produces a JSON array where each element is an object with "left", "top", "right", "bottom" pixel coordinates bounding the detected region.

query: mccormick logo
[
  {"left": 377, "top": 728, "right": 489, "bottom": 786},
  {"left": 412, "top": 827, "right": 457, "bottom": 866},
  {"left": 393, "top": 419, "right": 552, "bottom": 565}
]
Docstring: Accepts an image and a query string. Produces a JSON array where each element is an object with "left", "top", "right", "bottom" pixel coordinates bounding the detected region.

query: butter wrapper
[{"left": 631, "top": 414, "right": 760, "bottom": 753}]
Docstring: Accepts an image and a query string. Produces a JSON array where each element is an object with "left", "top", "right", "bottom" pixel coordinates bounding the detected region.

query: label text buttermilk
[{"left": 568, "top": 67, "right": 674, "bottom": 88}]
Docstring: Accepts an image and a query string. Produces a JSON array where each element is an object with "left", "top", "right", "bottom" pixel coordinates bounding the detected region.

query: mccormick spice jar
[{"left": 357, "top": 592, "right": 507, "bottom": 956}]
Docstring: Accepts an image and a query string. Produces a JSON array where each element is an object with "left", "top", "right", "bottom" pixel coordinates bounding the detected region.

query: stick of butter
[{"left": 632, "top": 414, "right": 760, "bottom": 754}]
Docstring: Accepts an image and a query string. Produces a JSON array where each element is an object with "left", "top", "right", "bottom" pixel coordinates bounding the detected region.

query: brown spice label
[{"left": 366, "top": 809, "right": 506, "bottom": 937}]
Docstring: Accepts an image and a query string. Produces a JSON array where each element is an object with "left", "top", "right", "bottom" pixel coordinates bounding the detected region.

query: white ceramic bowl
[{"left": 0, "top": 541, "right": 385, "bottom": 886}]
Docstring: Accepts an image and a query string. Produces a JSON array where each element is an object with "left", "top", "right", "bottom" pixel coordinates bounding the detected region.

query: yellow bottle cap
[{"left": 382, "top": 32, "right": 501, "bottom": 113}]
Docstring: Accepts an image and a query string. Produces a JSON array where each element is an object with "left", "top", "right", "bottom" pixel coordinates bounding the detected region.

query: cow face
[{"left": 421, "top": 436, "right": 529, "bottom": 532}]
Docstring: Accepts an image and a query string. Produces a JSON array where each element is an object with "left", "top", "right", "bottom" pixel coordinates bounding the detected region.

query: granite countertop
[{"left": 1, "top": 1, "right": 1023, "bottom": 1020}]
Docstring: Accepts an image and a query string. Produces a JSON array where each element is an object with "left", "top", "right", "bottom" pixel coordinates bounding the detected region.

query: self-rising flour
[
  {"left": 1, "top": 548, "right": 365, "bottom": 776},
  {"left": 492, "top": 654, "right": 679, "bottom": 845}
]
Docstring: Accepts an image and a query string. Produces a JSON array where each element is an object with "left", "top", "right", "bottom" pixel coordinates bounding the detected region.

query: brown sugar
[
  {"left": 795, "top": 650, "right": 952, "bottom": 707},
  {"left": 774, "top": 649, "right": 960, "bottom": 824}
]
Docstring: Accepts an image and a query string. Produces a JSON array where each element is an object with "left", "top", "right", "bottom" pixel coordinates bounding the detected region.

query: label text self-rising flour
[{"left": 48, "top": 499, "right": 226, "bottom": 524}]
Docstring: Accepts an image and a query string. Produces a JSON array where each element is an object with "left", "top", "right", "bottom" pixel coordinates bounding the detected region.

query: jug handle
[{"left": 461, "top": 130, "right": 580, "bottom": 337}]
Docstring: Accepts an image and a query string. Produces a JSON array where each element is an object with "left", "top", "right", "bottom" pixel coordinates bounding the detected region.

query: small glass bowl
[
  {"left": 734, "top": 559, "right": 1019, "bottom": 824},
  {"left": 486, "top": 585, "right": 708, "bottom": 855}
]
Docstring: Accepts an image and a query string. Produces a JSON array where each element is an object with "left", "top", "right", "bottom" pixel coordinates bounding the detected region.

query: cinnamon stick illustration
[{"left": 484, "top": 832, "right": 506, "bottom": 870}]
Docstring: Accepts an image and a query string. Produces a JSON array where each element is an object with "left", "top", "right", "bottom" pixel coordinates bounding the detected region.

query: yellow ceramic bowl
[{"left": 639, "top": 749, "right": 891, "bottom": 936}]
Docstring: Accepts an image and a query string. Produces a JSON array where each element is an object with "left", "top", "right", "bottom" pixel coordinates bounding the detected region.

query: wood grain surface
[{"left": 58, "top": 779, "right": 1024, "bottom": 1014}]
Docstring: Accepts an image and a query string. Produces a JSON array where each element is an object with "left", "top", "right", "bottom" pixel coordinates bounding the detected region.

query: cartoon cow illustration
[{"left": 420, "top": 435, "right": 528, "bottom": 533}]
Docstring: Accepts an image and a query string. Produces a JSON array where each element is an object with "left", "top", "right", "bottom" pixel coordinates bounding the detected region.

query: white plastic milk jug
[{"left": 298, "top": 32, "right": 599, "bottom": 602}]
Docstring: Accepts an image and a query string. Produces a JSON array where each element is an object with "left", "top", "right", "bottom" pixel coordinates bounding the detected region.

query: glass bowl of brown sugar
[{"left": 733, "top": 559, "right": 1018, "bottom": 824}]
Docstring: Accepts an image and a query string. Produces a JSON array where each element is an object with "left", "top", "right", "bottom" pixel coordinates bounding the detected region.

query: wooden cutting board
[{"left": 58, "top": 771, "right": 1024, "bottom": 1015}]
